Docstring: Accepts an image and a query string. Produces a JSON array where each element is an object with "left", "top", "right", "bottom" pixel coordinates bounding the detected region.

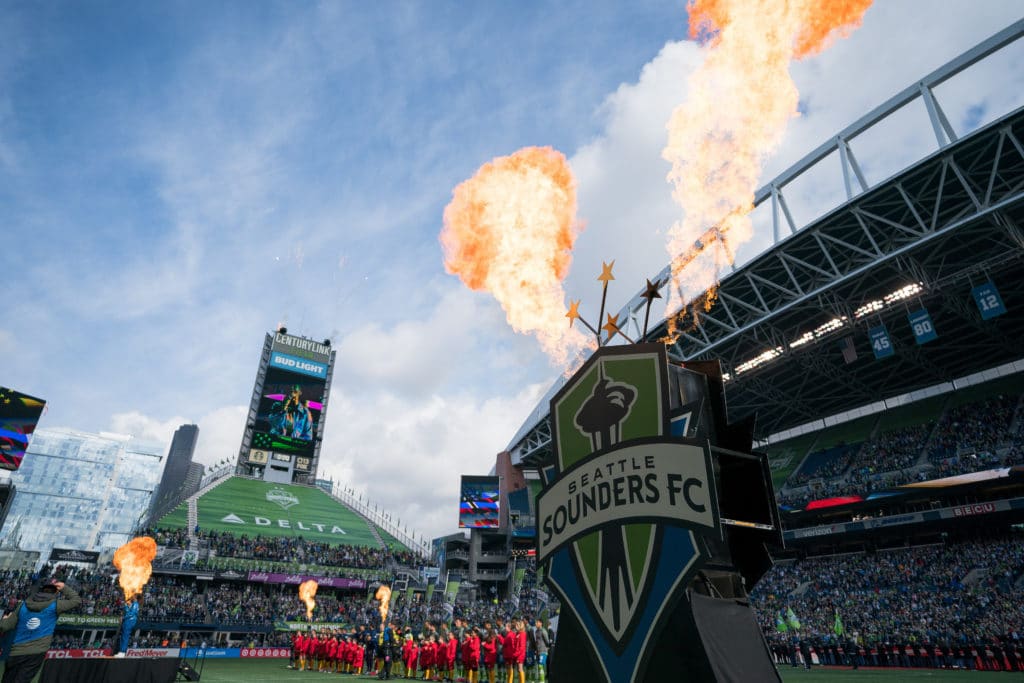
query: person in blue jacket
[
  {"left": 0, "top": 578, "right": 82, "bottom": 683},
  {"left": 115, "top": 593, "right": 142, "bottom": 657}
]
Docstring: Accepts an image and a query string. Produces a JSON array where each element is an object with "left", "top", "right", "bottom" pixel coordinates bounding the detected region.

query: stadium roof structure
[{"left": 509, "top": 20, "right": 1024, "bottom": 469}]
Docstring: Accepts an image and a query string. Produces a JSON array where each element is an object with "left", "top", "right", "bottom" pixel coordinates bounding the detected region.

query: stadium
[{"left": 1, "top": 12, "right": 1023, "bottom": 683}]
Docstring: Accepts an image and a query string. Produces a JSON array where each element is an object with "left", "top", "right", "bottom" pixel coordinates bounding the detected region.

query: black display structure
[{"left": 536, "top": 343, "right": 782, "bottom": 683}]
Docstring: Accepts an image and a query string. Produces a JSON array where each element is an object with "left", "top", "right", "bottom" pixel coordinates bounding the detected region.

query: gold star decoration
[
  {"left": 602, "top": 313, "right": 620, "bottom": 341},
  {"left": 597, "top": 260, "right": 616, "bottom": 284},
  {"left": 641, "top": 278, "right": 663, "bottom": 302},
  {"left": 565, "top": 300, "right": 581, "bottom": 328}
]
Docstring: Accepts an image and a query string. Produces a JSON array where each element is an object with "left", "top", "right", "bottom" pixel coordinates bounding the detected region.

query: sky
[{"left": 1, "top": 2, "right": 1022, "bottom": 544}]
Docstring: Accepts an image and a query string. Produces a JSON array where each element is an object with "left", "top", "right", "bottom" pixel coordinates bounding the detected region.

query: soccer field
[
  {"left": 3, "top": 660, "right": 1015, "bottom": 682},
  {"left": 172, "top": 661, "right": 1024, "bottom": 682}
]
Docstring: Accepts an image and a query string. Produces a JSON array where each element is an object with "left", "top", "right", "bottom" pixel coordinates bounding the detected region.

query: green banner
[
  {"left": 444, "top": 580, "right": 460, "bottom": 604},
  {"left": 57, "top": 615, "right": 122, "bottom": 627},
  {"left": 276, "top": 621, "right": 350, "bottom": 632},
  {"left": 512, "top": 567, "right": 526, "bottom": 597},
  {"left": 425, "top": 583, "right": 435, "bottom": 603}
]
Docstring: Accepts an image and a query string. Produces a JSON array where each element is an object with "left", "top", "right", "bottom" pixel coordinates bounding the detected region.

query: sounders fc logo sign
[
  {"left": 267, "top": 487, "right": 300, "bottom": 510},
  {"left": 537, "top": 344, "right": 721, "bottom": 683}
]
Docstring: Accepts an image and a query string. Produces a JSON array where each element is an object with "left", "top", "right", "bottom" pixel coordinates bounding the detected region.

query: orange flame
[
  {"left": 661, "top": 0, "right": 872, "bottom": 339},
  {"left": 112, "top": 536, "right": 157, "bottom": 602},
  {"left": 299, "top": 579, "right": 318, "bottom": 621},
  {"left": 441, "top": 146, "right": 591, "bottom": 365},
  {"left": 375, "top": 584, "right": 392, "bottom": 625}
]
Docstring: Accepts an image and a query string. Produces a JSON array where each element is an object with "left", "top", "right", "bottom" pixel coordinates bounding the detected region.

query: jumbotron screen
[
  {"left": 0, "top": 387, "right": 47, "bottom": 471},
  {"left": 459, "top": 476, "right": 500, "bottom": 529},
  {"left": 252, "top": 364, "right": 326, "bottom": 457}
]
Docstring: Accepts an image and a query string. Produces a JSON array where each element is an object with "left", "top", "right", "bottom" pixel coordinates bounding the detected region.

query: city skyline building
[
  {"left": 0, "top": 427, "right": 165, "bottom": 564},
  {"left": 147, "top": 423, "right": 199, "bottom": 525}
]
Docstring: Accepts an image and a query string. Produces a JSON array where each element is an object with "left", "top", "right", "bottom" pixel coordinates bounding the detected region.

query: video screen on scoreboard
[
  {"left": 508, "top": 487, "right": 536, "bottom": 538},
  {"left": 0, "top": 387, "right": 47, "bottom": 471},
  {"left": 459, "top": 476, "right": 500, "bottom": 529},
  {"left": 252, "top": 366, "right": 326, "bottom": 457}
]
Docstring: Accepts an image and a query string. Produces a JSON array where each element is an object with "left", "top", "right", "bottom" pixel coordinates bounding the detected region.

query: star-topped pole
[
  {"left": 566, "top": 299, "right": 601, "bottom": 339},
  {"left": 602, "top": 313, "right": 636, "bottom": 345},
  {"left": 640, "top": 278, "right": 663, "bottom": 340},
  {"left": 596, "top": 261, "right": 615, "bottom": 346}
]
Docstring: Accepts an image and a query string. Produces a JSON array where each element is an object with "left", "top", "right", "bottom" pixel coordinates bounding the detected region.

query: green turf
[
  {"left": 767, "top": 432, "right": 817, "bottom": 487},
  {"left": 778, "top": 667, "right": 1013, "bottom": 682},
  {"left": 158, "top": 500, "right": 189, "bottom": 528},
  {"left": 944, "top": 372, "right": 1023, "bottom": 408},
  {"left": 161, "top": 477, "right": 383, "bottom": 547},
  {"left": 3, "top": 659, "right": 1014, "bottom": 683},
  {"left": 813, "top": 413, "right": 878, "bottom": 450},
  {"left": 375, "top": 525, "right": 411, "bottom": 552},
  {"left": 875, "top": 394, "right": 946, "bottom": 432}
]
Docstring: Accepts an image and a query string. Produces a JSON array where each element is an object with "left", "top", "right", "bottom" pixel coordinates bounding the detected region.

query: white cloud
[
  {"left": 318, "top": 382, "right": 547, "bottom": 543},
  {"left": 109, "top": 411, "right": 188, "bottom": 446},
  {"left": 569, "top": 40, "right": 703, "bottom": 309},
  {"left": 567, "top": 4, "right": 1024, "bottom": 318},
  {"left": 109, "top": 405, "right": 247, "bottom": 470}
]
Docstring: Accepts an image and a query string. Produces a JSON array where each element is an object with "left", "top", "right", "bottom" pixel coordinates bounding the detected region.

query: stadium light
[
  {"left": 854, "top": 283, "right": 924, "bottom": 319},
  {"left": 789, "top": 316, "right": 849, "bottom": 349},
  {"left": 734, "top": 346, "right": 784, "bottom": 375}
]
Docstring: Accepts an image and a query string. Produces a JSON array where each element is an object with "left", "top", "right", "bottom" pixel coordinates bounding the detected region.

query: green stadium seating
[{"left": 159, "top": 477, "right": 385, "bottom": 548}]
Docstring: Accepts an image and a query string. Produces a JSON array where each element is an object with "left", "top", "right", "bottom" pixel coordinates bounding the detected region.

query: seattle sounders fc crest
[{"left": 537, "top": 344, "right": 722, "bottom": 683}]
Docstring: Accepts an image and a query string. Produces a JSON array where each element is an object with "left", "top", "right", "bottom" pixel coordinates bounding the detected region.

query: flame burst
[
  {"left": 441, "top": 146, "right": 591, "bottom": 365},
  {"left": 661, "top": 0, "right": 872, "bottom": 338},
  {"left": 375, "top": 584, "right": 392, "bottom": 625},
  {"left": 112, "top": 536, "right": 157, "bottom": 602},
  {"left": 299, "top": 579, "right": 318, "bottom": 621}
]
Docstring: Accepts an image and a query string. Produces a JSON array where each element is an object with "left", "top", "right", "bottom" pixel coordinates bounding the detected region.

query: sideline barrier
[{"left": 178, "top": 647, "right": 291, "bottom": 659}]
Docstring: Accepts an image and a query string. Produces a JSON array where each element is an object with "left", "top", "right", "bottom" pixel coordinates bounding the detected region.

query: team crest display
[
  {"left": 537, "top": 344, "right": 722, "bottom": 683},
  {"left": 267, "top": 487, "right": 300, "bottom": 510}
]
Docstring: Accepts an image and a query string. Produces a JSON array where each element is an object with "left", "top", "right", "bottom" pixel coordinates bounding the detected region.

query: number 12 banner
[
  {"left": 907, "top": 309, "right": 938, "bottom": 345},
  {"left": 972, "top": 282, "right": 1007, "bottom": 320}
]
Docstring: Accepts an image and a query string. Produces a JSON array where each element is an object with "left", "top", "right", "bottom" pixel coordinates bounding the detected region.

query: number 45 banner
[{"left": 868, "top": 324, "right": 894, "bottom": 359}]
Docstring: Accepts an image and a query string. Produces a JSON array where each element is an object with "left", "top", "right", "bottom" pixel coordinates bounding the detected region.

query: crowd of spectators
[
  {"left": 929, "top": 393, "right": 1020, "bottom": 461},
  {"left": 786, "top": 445, "right": 858, "bottom": 488},
  {"left": 150, "top": 527, "right": 189, "bottom": 550},
  {"left": 777, "top": 389, "right": 1023, "bottom": 507},
  {"left": 191, "top": 530, "right": 419, "bottom": 570},
  {"left": 751, "top": 534, "right": 1024, "bottom": 646},
  {"left": 853, "top": 424, "right": 929, "bottom": 476}
]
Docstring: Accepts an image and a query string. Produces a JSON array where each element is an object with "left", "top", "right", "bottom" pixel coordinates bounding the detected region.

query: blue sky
[{"left": 2, "top": 2, "right": 1022, "bottom": 541}]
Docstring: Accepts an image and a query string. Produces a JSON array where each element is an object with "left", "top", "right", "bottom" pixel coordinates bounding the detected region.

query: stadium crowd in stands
[
  {"left": 776, "top": 389, "right": 1023, "bottom": 507},
  {"left": 929, "top": 394, "right": 1019, "bottom": 461},
  {"left": 190, "top": 530, "right": 420, "bottom": 570},
  {"left": 752, "top": 534, "right": 1024, "bottom": 670},
  {"left": 5, "top": 525, "right": 1024, "bottom": 673}
]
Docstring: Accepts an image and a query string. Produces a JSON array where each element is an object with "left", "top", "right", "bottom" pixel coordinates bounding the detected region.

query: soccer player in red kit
[
  {"left": 502, "top": 626, "right": 518, "bottom": 683},
  {"left": 293, "top": 631, "right": 305, "bottom": 670},
  {"left": 482, "top": 630, "right": 498, "bottom": 683},
  {"left": 463, "top": 627, "right": 481, "bottom": 683},
  {"left": 513, "top": 621, "right": 527, "bottom": 683}
]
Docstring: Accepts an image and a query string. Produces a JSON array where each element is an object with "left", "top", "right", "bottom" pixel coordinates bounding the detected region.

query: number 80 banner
[{"left": 908, "top": 309, "right": 938, "bottom": 345}]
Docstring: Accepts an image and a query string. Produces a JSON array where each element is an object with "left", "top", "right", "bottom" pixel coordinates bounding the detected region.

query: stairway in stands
[
  {"left": 324, "top": 489, "right": 389, "bottom": 550},
  {"left": 184, "top": 474, "right": 234, "bottom": 552}
]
